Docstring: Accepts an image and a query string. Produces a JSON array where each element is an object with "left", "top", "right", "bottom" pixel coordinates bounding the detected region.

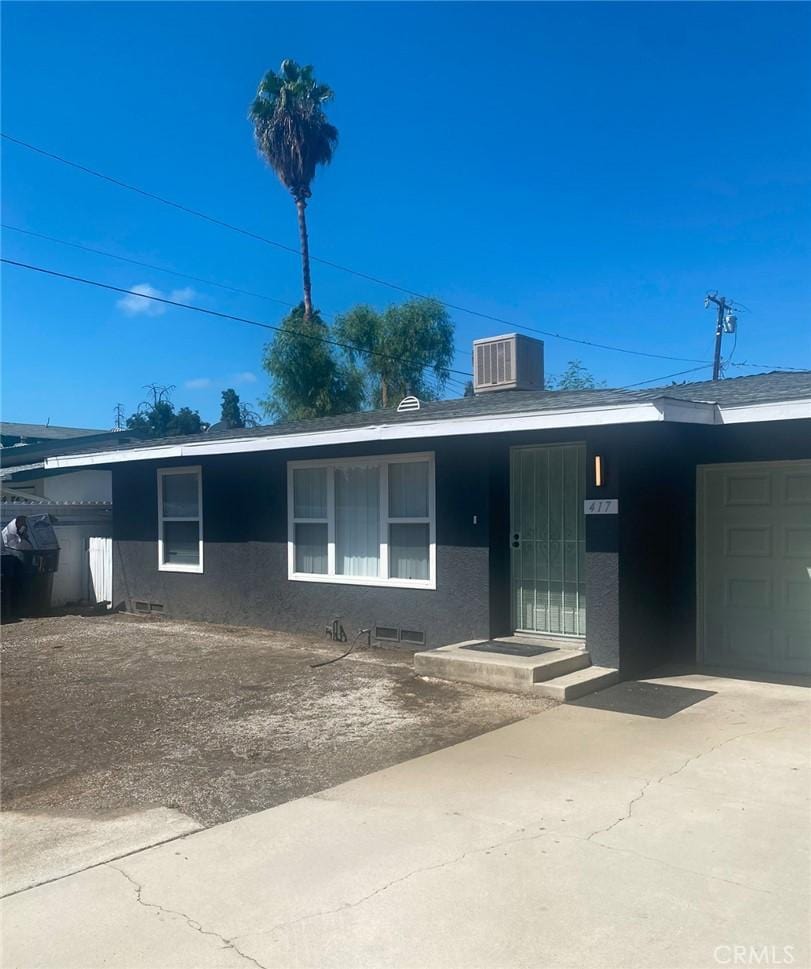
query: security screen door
[{"left": 510, "top": 444, "right": 587, "bottom": 637}]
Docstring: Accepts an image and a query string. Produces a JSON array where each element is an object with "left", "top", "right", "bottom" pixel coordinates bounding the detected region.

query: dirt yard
[{"left": 1, "top": 614, "right": 553, "bottom": 827}]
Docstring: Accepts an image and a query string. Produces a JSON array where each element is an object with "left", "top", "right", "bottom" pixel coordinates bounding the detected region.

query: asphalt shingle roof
[
  {"left": 37, "top": 370, "right": 811, "bottom": 461},
  {"left": 0, "top": 422, "right": 108, "bottom": 440}
]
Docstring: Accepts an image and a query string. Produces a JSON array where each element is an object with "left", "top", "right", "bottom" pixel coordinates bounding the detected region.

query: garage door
[{"left": 698, "top": 460, "right": 811, "bottom": 675}]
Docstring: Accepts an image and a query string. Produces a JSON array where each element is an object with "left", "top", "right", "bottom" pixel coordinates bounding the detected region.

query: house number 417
[{"left": 584, "top": 499, "right": 619, "bottom": 515}]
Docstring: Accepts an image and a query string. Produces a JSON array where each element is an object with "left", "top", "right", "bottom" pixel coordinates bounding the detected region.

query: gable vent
[
  {"left": 397, "top": 396, "right": 421, "bottom": 413},
  {"left": 473, "top": 334, "right": 544, "bottom": 394}
]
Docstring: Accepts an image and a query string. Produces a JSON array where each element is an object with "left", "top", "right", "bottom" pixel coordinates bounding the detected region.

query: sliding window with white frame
[
  {"left": 287, "top": 452, "right": 436, "bottom": 589},
  {"left": 157, "top": 466, "right": 203, "bottom": 573}
]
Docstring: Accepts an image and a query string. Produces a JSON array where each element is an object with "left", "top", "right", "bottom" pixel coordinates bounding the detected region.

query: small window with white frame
[
  {"left": 157, "top": 466, "right": 203, "bottom": 573},
  {"left": 288, "top": 452, "right": 435, "bottom": 589}
]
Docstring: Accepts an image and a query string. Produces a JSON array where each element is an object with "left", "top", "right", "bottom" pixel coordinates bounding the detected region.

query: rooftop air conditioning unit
[{"left": 472, "top": 333, "right": 544, "bottom": 394}]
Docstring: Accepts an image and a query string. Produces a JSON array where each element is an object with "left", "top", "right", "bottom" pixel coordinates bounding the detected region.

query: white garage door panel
[{"left": 700, "top": 461, "right": 811, "bottom": 675}]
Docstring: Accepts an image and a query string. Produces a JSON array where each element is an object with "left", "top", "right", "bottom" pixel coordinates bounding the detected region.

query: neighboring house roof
[
  {"left": 43, "top": 371, "right": 811, "bottom": 470},
  {"left": 1, "top": 422, "right": 107, "bottom": 442},
  {"left": 0, "top": 430, "right": 145, "bottom": 471}
]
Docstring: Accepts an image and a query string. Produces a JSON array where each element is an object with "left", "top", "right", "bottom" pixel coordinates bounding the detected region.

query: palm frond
[{"left": 249, "top": 58, "right": 339, "bottom": 199}]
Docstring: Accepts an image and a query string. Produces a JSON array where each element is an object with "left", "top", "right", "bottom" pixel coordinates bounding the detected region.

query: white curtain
[
  {"left": 295, "top": 523, "right": 327, "bottom": 573},
  {"left": 388, "top": 461, "right": 428, "bottom": 518},
  {"left": 336, "top": 467, "right": 380, "bottom": 576},
  {"left": 389, "top": 523, "right": 429, "bottom": 580},
  {"left": 293, "top": 468, "right": 327, "bottom": 519}
]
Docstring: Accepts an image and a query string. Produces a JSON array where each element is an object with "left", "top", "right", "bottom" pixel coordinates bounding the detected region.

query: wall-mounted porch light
[{"left": 594, "top": 454, "right": 605, "bottom": 488}]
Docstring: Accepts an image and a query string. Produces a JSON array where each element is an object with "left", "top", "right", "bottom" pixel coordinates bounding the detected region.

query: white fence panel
[{"left": 88, "top": 536, "right": 112, "bottom": 605}]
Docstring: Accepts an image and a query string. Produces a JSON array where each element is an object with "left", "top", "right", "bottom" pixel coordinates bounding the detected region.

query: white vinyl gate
[{"left": 88, "top": 536, "right": 112, "bottom": 605}]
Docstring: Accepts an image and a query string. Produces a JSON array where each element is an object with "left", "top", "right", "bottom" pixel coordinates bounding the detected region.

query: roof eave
[
  {"left": 41, "top": 396, "right": 810, "bottom": 471},
  {"left": 42, "top": 399, "right": 703, "bottom": 470},
  {"left": 716, "top": 397, "right": 811, "bottom": 424}
]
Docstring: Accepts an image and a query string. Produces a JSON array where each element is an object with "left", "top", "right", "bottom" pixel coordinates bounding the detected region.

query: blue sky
[{"left": 2, "top": 1, "right": 810, "bottom": 429}]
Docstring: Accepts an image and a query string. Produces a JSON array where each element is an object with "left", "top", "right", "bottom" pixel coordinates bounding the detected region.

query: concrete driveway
[{"left": 2, "top": 670, "right": 809, "bottom": 969}]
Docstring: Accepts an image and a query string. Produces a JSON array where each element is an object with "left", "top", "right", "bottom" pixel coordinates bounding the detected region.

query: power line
[
  {"left": 1, "top": 131, "right": 735, "bottom": 366},
  {"left": 2, "top": 224, "right": 294, "bottom": 309},
  {"left": 4, "top": 138, "right": 806, "bottom": 377},
  {"left": 1, "top": 257, "right": 475, "bottom": 380},
  {"left": 7, "top": 220, "right": 804, "bottom": 380},
  {"left": 623, "top": 364, "right": 714, "bottom": 388},
  {"left": 4, "top": 222, "right": 469, "bottom": 374}
]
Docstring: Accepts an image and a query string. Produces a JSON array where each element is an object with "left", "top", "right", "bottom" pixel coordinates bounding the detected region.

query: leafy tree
[
  {"left": 260, "top": 305, "right": 363, "bottom": 421},
  {"left": 125, "top": 385, "right": 207, "bottom": 438},
  {"left": 547, "top": 360, "right": 606, "bottom": 391},
  {"left": 250, "top": 60, "right": 338, "bottom": 321},
  {"left": 173, "top": 406, "right": 205, "bottom": 435},
  {"left": 334, "top": 298, "right": 454, "bottom": 408},
  {"left": 220, "top": 389, "right": 245, "bottom": 428}
]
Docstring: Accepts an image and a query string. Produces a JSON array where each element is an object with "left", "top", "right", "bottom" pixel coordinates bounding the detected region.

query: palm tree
[{"left": 249, "top": 60, "right": 338, "bottom": 321}]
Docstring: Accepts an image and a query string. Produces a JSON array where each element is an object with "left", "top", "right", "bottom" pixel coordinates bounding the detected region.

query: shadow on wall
[{"left": 573, "top": 680, "right": 717, "bottom": 719}]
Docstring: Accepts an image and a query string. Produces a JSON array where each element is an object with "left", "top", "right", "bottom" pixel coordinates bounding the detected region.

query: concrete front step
[
  {"left": 413, "top": 640, "right": 589, "bottom": 693},
  {"left": 534, "top": 666, "right": 620, "bottom": 701}
]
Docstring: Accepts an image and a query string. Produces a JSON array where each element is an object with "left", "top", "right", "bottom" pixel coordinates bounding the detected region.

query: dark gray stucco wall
[
  {"left": 613, "top": 418, "right": 811, "bottom": 676},
  {"left": 112, "top": 424, "right": 634, "bottom": 660},
  {"left": 111, "top": 416, "right": 811, "bottom": 669},
  {"left": 113, "top": 437, "right": 492, "bottom": 649},
  {"left": 488, "top": 417, "right": 811, "bottom": 675}
]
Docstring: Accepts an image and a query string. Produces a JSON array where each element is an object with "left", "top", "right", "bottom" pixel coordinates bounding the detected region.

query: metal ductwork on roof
[{"left": 472, "top": 334, "right": 544, "bottom": 394}]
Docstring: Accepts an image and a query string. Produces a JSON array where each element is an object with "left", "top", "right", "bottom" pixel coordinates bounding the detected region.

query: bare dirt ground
[{"left": 1, "top": 614, "right": 553, "bottom": 827}]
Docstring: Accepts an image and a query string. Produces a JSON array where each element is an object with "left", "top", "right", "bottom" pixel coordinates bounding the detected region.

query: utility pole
[{"left": 705, "top": 293, "right": 737, "bottom": 381}]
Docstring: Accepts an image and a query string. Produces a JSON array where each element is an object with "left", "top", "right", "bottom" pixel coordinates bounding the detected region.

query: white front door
[
  {"left": 698, "top": 460, "right": 811, "bottom": 674},
  {"left": 510, "top": 444, "right": 586, "bottom": 637}
]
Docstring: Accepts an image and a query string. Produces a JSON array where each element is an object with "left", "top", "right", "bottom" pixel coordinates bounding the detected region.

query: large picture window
[
  {"left": 288, "top": 452, "right": 435, "bottom": 589},
  {"left": 157, "top": 467, "right": 203, "bottom": 573}
]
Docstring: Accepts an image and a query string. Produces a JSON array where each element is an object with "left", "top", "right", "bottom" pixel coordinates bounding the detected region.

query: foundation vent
[
  {"left": 133, "top": 600, "right": 164, "bottom": 614},
  {"left": 374, "top": 625, "right": 400, "bottom": 642},
  {"left": 400, "top": 628, "right": 426, "bottom": 647}
]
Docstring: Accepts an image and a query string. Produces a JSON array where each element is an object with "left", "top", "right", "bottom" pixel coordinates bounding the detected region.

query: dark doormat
[{"left": 461, "top": 641, "right": 557, "bottom": 658}]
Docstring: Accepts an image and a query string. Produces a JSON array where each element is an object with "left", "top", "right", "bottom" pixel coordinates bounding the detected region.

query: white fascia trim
[
  {"left": 717, "top": 398, "right": 811, "bottom": 424},
  {"left": 42, "top": 399, "right": 718, "bottom": 470},
  {"left": 0, "top": 461, "right": 46, "bottom": 478}
]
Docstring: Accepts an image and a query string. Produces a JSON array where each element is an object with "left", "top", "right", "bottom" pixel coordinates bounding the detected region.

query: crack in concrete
[
  {"left": 97, "top": 725, "right": 793, "bottom": 956},
  {"left": 585, "top": 775, "right": 655, "bottom": 841},
  {"left": 110, "top": 865, "right": 267, "bottom": 969},
  {"left": 238, "top": 797, "right": 784, "bottom": 947},
  {"left": 237, "top": 826, "right": 550, "bottom": 944},
  {"left": 578, "top": 834, "right": 777, "bottom": 896},
  {"left": 1, "top": 825, "right": 204, "bottom": 900},
  {"left": 586, "top": 725, "right": 788, "bottom": 843}
]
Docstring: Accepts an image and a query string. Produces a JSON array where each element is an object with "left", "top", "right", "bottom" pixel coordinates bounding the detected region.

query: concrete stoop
[{"left": 413, "top": 639, "right": 619, "bottom": 701}]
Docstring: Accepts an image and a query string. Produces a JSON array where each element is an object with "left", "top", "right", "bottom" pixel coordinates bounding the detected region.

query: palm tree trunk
[{"left": 295, "top": 196, "right": 313, "bottom": 320}]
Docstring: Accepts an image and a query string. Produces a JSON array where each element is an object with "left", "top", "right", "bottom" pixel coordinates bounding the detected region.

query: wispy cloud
[
  {"left": 231, "top": 371, "right": 258, "bottom": 385},
  {"left": 116, "top": 283, "right": 196, "bottom": 317},
  {"left": 116, "top": 283, "right": 165, "bottom": 317},
  {"left": 184, "top": 377, "right": 213, "bottom": 390}
]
